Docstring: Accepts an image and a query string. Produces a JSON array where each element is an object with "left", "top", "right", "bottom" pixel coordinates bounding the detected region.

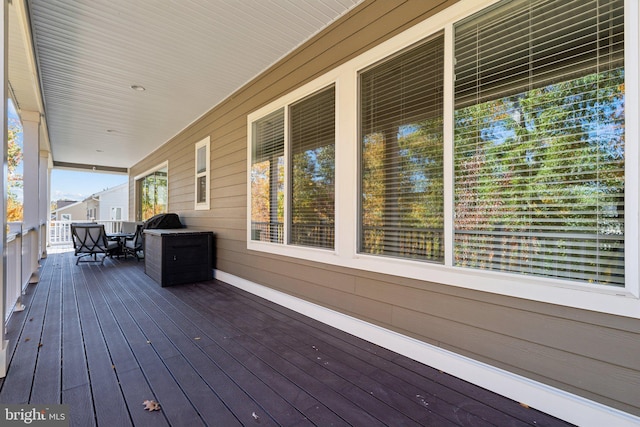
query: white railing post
[
  {"left": 5, "top": 234, "right": 19, "bottom": 321},
  {"left": 40, "top": 222, "right": 47, "bottom": 259},
  {"left": 23, "top": 228, "right": 39, "bottom": 288}
]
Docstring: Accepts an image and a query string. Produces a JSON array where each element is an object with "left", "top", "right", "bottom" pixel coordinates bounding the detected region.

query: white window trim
[
  {"left": 195, "top": 136, "right": 211, "bottom": 210},
  {"left": 246, "top": 0, "right": 640, "bottom": 319},
  {"left": 133, "top": 160, "right": 169, "bottom": 183}
]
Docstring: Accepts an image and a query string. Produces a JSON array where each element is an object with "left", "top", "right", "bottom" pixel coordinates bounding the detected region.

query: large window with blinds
[
  {"left": 247, "top": 0, "right": 636, "bottom": 314},
  {"left": 250, "top": 85, "right": 336, "bottom": 249},
  {"left": 453, "top": 0, "right": 625, "bottom": 286},
  {"left": 290, "top": 86, "right": 335, "bottom": 249},
  {"left": 359, "top": 34, "right": 444, "bottom": 262}
]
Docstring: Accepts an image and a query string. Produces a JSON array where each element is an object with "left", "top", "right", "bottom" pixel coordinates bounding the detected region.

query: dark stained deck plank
[
  {"left": 168, "top": 282, "right": 431, "bottom": 426},
  {"left": 224, "top": 280, "right": 568, "bottom": 427},
  {"left": 115, "top": 256, "right": 572, "bottom": 427},
  {"left": 0, "top": 250, "right": 574, "bottom": 427},
  {"left": 85, "top": 261, "right": 204, "bottom": 427},
  {"left": 30, "top": 254, "right": 62, "bottom": 405},
  {"left": 61, "top": 255, "right": 96, "bottom": 427},
  {"left": 251, "top": 316, "right": 503, "bottom": 426},
  {"left": 104, "top": 267, "right": 245, "bottom": 426},
  {"left": 116, "top": 263, "right": 385, "bottom": 426},
  {"left": 72, "top": 266, "right": 132, "bottom": 427},
  {"left": 109, "top": 261, "right": 316, "bottom": 426},
  {"left": 0, "top": 255, "right": 53, "bottom": 404},
  {"left": 176, "top": 282, "right": 488, "bottom": 426},
  {"left": 78, "top": 267, "right": 169, "bottom": 427},
  {"left": 130, "top": 271, "right": 494, "bottom": 426}
]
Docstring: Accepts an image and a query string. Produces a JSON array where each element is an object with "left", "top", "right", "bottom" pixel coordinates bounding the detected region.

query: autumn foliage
[{"left": 7, "top": 120, "right": 23, "bottom": 222}]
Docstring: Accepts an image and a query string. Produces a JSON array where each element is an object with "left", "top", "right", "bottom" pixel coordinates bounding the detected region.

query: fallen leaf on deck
[
  {"left": 24, "top": 338, "right": 30, "bottom": 342},
  {"left": 519, "top": 402, "right": 530, "bottom": 409},
  {"left": 143, "top": 400, "right": 161, "bottom": 411}
]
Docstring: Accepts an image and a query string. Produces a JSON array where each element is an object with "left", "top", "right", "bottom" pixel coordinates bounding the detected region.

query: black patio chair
[
  {"left": 123, "top": 223, "right": 144, "bottom": 261},
  {"left": 71, "top": 223, "right": 119, "bottom": 265}
]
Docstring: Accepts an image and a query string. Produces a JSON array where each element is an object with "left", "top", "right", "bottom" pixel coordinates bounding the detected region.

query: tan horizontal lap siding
[{"left": 129, "top": 0, "right": 640, "bottom": 417}]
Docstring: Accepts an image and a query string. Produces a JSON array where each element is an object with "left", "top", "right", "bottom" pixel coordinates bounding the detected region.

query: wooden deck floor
[{"left": 0, "top": 250, "right": 573, "bottom": 426}]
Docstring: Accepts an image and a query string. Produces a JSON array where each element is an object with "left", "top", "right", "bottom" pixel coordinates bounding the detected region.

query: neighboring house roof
[
  {"left": 82, "top": 182, "right": 128, "bottom": 203},
  {"left": 51, "top": 200, "right": 84, "bottom": 215},
  {"left": 52, "top": 183, "right": 128, "bottom": 218},
  {"left": 55, "top": 199, "right": 78, "bottom": 209}
]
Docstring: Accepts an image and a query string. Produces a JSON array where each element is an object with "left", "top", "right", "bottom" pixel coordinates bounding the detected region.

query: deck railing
[
  {"left": 49, "top": 220, "right": 125, "bottom": 246},
  {"left": 4, "top": 220, "right": 126, "bottom": 321},
  {"left": 6, "top": 223, "right": 43, "bottom": 321}
]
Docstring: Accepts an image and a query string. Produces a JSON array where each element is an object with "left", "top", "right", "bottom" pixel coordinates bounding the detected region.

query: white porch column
[
  {"left": 21, "top": 112, "right": 42, "bottom": 284},
  {"left": 21, "top": 111, "right": 40, "bottom": 231},
  {"left": 0, "top": 0, "right": 9, "bottom": 377},
  {"left": 40, "top": 150, "right": 51, "bottom": 257}
]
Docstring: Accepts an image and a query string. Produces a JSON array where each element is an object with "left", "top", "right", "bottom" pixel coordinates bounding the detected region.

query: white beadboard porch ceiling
[{"left": 27, "top": 0, "right": 363, "bottom": 171}]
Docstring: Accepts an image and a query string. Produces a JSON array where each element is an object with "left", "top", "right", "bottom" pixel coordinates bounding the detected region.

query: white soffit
[{"left": 27, "top": 0, "right": 363, "bottom": 169}]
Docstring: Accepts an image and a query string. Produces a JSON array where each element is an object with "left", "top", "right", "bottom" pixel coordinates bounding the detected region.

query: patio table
[{"left": 106, "top": 232, "right": 135, "bottom": 258}]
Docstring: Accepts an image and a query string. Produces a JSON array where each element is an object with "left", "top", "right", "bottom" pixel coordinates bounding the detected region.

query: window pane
[
  {"left": 454, "top": 0, "right": 624, "bottom": 286},
  {"left": 251, "top": 109, "right": 285, "bottom": 243},
  {"left": 359, "top": 34, "right": 444, "bottom": 262},
  {"left": 137, "top": 167, "right": 168, "bottom": 221},
  {"left": 290, "top": 86, "right": 335, "bottom": 249},
  {"left": 197, "top": 175, "right": 207, "bottom": 203},
  {"left": 197, "top": 146, "right": 207, "bottom": 174}
]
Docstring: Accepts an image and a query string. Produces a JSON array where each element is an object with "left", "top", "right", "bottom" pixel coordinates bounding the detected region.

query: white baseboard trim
[{"left": 216, "top": 269, "right": 640, "bottom": 427}]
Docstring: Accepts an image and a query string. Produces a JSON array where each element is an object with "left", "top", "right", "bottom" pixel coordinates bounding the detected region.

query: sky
[{"left": 51, "top": 170, "right": 128, "bottom": 202}]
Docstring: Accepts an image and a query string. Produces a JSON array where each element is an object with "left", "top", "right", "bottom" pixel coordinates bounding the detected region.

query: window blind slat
[{"left": 455, "top": 0, "right": 624, "bottom": 108}]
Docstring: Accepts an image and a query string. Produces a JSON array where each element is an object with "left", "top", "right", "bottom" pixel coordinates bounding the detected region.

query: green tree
[
  {"left": 361, "top": 117, "right": 444, "bottom": 260},
  {"left": 454, "top": 68, "right": 625, "bottom": 284}
]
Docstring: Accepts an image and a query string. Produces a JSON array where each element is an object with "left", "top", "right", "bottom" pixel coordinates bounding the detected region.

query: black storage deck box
[{"left": 143, "top": 229, "right": 215, "bottom": 286}]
